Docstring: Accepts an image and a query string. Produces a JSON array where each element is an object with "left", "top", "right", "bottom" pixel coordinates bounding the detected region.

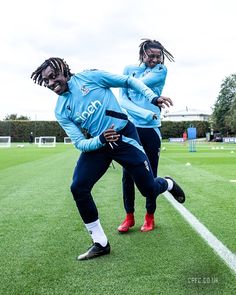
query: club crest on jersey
[
  {"left": 81, "top": 85, "right": 90, "bottom": 95},
  {"left": 75, "top": 100, "right": 102, "bottom": 122}
]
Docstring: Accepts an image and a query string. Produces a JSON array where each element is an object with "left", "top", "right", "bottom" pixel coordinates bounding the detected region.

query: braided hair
[
  {"left": 139, "top": 38, "right": 174, "bottom": 64},
  {"left": 31, "top": 57, "right": 72, "bottom": 86}
]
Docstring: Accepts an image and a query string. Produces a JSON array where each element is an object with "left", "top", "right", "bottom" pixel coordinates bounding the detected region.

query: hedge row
[
  {"left": 0, "top": 121, "right": 67, "bottom": 142},
  {"left": 0, "top": 120, "right": 210, "bottom": 142},
  {"left": 160, "top": 120, "right": 210, "bottom": 139}
]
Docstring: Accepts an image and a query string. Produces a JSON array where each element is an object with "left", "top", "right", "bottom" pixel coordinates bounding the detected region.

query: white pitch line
[{"left": 163, "top": 191, "right": 236, "bottom": 274}]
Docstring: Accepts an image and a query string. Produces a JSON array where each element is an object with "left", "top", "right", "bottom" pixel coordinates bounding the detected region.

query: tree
[
  {"left": 4, "top": 114, "right": 31, "bottom": 121},
  {"left": 211, "top": 74, "right": 236, "bottom": 135},
  {"left": 225, "top": 94, "right": 236, "bottom": 134}
]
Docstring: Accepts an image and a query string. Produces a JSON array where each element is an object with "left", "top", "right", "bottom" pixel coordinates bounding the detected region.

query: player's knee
[{"left": 70, "top": 179, "right": 90, "bottom": 201}]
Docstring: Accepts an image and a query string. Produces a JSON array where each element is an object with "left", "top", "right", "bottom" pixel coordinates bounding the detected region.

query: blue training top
[
  {"left": 118, "top": 63, "right": 167, "bottom": 128},
  {"left": 55, "top": 69, "right": 157, "bottom": 152}
]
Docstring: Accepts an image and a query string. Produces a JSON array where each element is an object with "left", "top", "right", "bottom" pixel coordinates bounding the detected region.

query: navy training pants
[
  {"left": 70, "top": 121, "right": 167, "bottom": 223},
  {"left": 122, "top": 127, "right": 161, "bottom": 214}
]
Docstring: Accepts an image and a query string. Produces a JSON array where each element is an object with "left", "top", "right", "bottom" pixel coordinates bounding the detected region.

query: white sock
[
  {"left": 85, "top": 219, "right": 108, "bottom": 247},
  {"left": 166, "top": 178, "right": 174, "bottom": 191}
]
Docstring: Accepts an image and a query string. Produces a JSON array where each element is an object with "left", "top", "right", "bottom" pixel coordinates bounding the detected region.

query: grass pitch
[{"left": 0, "top": 142, "right": 236, "bottom": 295}]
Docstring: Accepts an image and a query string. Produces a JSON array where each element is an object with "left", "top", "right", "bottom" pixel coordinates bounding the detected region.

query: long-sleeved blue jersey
[
  {"left": 55, "top": 69, "right": 158, "bottom": 152},
  {"left": 119, "top": 63, "right": 167, "bottom": 128}
]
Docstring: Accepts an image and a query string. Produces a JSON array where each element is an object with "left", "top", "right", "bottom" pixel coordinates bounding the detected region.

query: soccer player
[
  {"left": 31, "top": 58, "right": 185, "bottom": 260},
  {"left": 118, "top": 39, "right": 178, "bottom": 233},
  {"left": 29, "top": 132, "right": 34, "bottom": 144}
]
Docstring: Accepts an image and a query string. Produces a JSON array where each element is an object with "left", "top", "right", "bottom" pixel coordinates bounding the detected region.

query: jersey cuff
[
  {"left": 99, "top": 133, "right": 106, "bottom": 144},
  {"left": 151, "top": 97, "right": 160, "bottom": 105}
]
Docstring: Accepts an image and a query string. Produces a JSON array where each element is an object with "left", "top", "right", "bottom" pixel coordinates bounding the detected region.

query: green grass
[{"left": 0, "top": 142, "right": 236, "bottom": 295}]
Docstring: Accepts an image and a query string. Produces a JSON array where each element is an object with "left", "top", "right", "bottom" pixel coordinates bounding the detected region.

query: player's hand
[
  {"left": 103, "top": 124, "right": 120, "bottom": 142},
  {"left": 156, "top": 96, "right": 173, "bottom": 108}
]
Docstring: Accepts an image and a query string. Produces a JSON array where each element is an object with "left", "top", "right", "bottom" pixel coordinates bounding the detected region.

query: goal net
[
  {"left": 34, "top": 137, "right": 40, "bottom": 144},
  {"left": 0, "top": 136, "right": 11, "bottom": 148},
  {"left": 64, "top": 137, "right": 72, "bottom": 144},
  {"left": 38, "top": 136, "right": 56, "bottom": 147}
]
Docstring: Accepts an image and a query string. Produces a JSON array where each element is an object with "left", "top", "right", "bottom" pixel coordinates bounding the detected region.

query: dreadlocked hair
[
  {"left": 31, "top": 57, "right": 72, "bottom": 86},
  {"left": 139, "top": 38, "right": 174, "bottom": 64}
]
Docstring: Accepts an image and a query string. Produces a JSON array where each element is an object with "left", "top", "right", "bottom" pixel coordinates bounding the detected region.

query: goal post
[
  {"left": 0, "top": 136, "right": 11, "bottom": 148},
  {"left": 34, "top": 137, "right": 40, "bottom": 144},
  {"left": 38, "top": 136, "right": 56, "bottom": 147},
  {"left": 64, "top": 137, "right": 72, "bottom": 144}
]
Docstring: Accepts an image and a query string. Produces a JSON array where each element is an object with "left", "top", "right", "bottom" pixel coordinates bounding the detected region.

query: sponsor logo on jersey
[{"left": 76, "top": 100, "right": 102, "bottom": 122}]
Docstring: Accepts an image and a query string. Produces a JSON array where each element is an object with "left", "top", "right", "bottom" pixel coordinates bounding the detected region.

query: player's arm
[
  {"left": 118, "top": 67, "right": 157, "bottom": 121},
  {"left": 94, "top": 70, "right": 160, "bottom": 104},
  {"left": 126, "top": 75, "right": 172, "bottom": 109},
  {"left": 91, "top": 70, "right": 170, "bottom": 109},
  {"left": 55, "top": 113, "right": 105, "bottom": 152},
  {"left": 119, "top": 89, "right": 158, "bottom": 122},
  {"left": 118, "top": 88, "right": 158, "bottom": 121}
]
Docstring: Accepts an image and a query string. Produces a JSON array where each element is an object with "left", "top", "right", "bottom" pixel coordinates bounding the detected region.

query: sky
[{"left": 0, "top": 0, "right": 235, "bottom": 121}]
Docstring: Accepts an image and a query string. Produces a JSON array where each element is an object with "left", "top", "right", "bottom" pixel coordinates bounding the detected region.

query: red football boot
[
  {"left": 117, "top": 213, "right": 135, "bottom": 233},
  {"left": 140, "top": 213, "right": 155, "bottom": 232}
]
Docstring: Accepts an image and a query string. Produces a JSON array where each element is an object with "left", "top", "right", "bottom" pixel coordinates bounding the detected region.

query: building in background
[{"left": 162, "top": 108, "right": 211, "bottom": 122}]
